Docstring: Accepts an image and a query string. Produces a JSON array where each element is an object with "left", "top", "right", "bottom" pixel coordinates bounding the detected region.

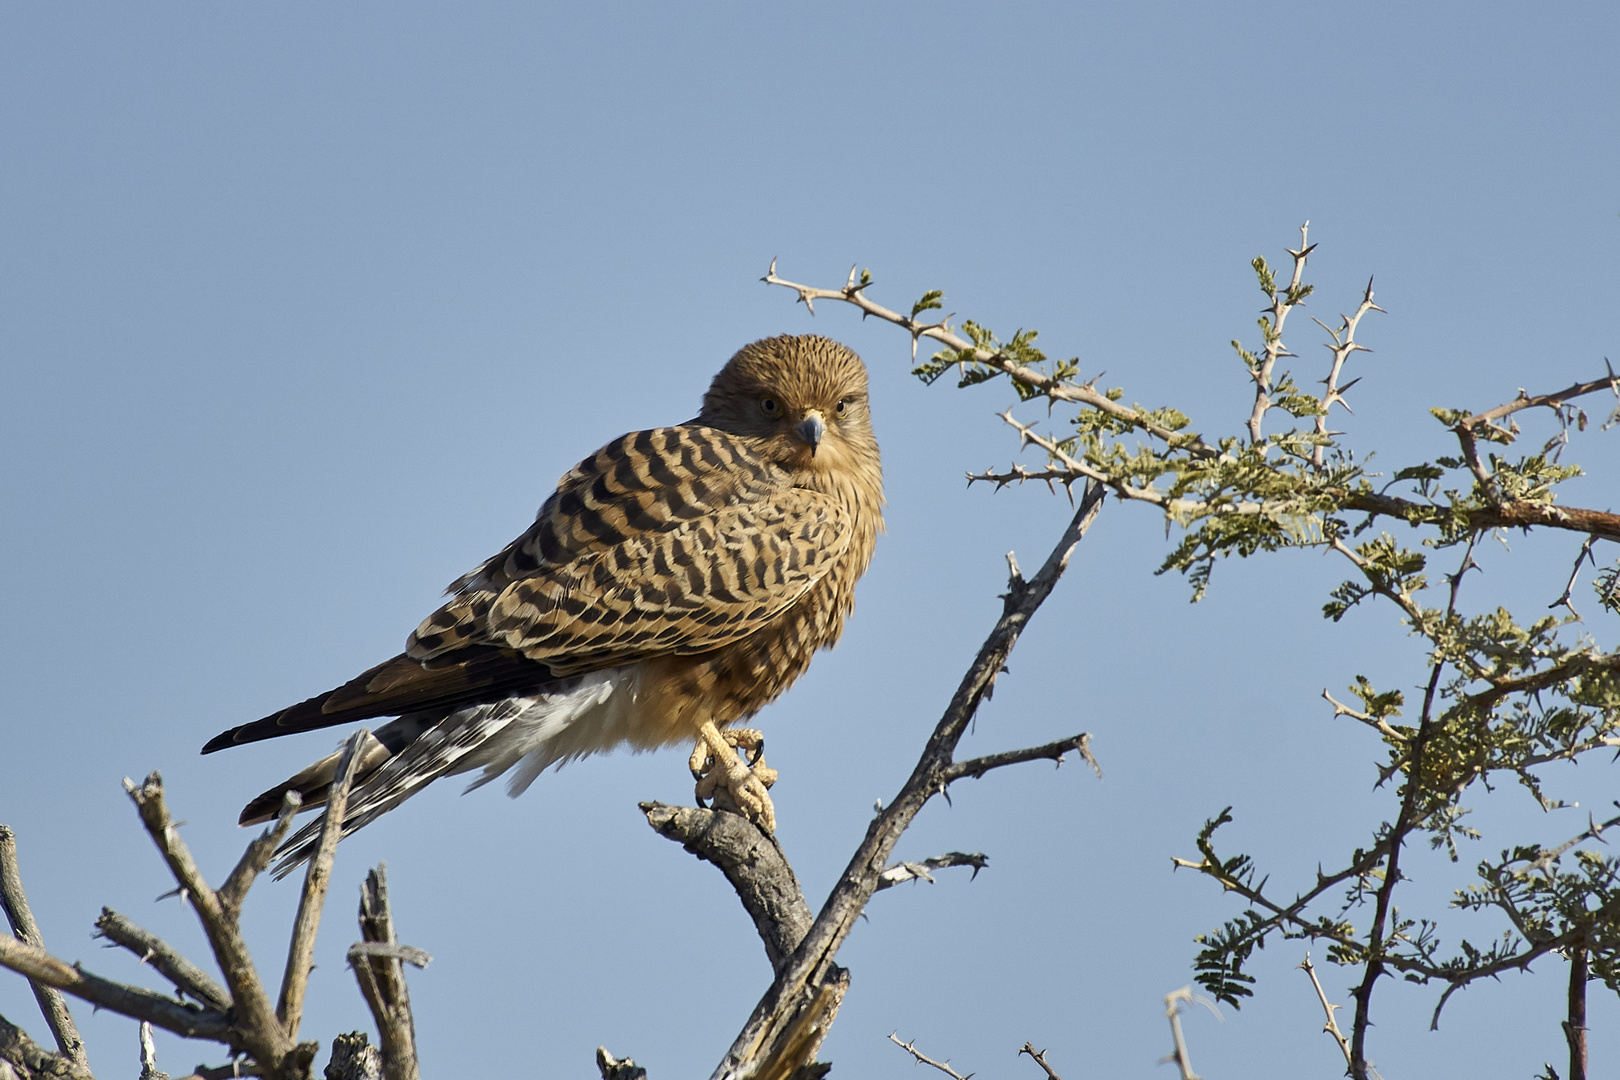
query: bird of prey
[{"left": 204, "top": 335, "right": 883, "bottom": 863}]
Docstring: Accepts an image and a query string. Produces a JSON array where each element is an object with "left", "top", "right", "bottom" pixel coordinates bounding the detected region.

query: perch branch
[
  {"left": 0, "top": 825, "right": 88, "bottom": 1068},
  {"left": 712, "top": 480, "right": 1106, "bottom": 1080},
  {"left": 641, "top": 804, "right": 811, "bottom": 974},
  {"left": 95, "top": 909, "right": 231, "bottom": 1013},
  {"left": 279, "top": 730, "right": 368, "bottom": 1039}
]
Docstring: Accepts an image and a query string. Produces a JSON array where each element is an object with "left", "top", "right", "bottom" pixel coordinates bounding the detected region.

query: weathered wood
[{"left": 0, "top": 827, "right": 88, "bottom": 1069}]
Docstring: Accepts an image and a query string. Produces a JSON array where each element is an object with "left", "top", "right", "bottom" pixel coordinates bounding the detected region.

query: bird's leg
[{"left": 689, "top": 721, "right": 778, "bottom": 832}]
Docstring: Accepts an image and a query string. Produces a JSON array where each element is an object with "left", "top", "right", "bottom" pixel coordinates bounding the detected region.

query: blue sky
[{"left": 4, "top": 4, "right": 1619, "bottom": 1077}]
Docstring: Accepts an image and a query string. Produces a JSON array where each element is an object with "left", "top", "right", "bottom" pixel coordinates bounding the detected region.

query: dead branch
[
  {"left": 279, "top": 732, "right": 368, "bottom": 1039},
  {"left": 347, "top": 866, "right": 421, "bottom": 1080},
  {"left": 95, "top": 910, "right": 231, "bottom": 1014},
  {"left": 875, "top": 853, "right": 988, "bottom": 891},
  {"left": 0, "top": 1008, "right": 95, "bottom": 1080},
  {"left": 887, "top": 1033, "right": 973, "bottom": 1080},
  {"left": 124, "top": 773, "right": 295, "bottom": 1069},
  {"left": 1298, "top": 954, "right": 1352, "bottom": 1069},
  {"left": 640, "top": 804, "right": 812, "bottom": 974},
  {"left": 943, "top": 734, "right": 1097, "bottom": 784},
  {"left": 710, "top": 480, "right": 1105, "bottom": 1080},
  {"left": 139, "top": 1021, "right": 169, "bottom": 1080},
  {"left": 0, "top": 826, "right": 89, "bottom": 1070},
  {"left": 0, "top": 933, "right": 230, "bottom": 1041},
  {"left": 1017, "top": 1042, "right": 1063, "bottom": 1080},
  {"left": 598, "top": 1047, "right": 649, "bottom": 1080},
  {"left": 1161, "top": 987, "right": 1215, "bottom": 1080}
]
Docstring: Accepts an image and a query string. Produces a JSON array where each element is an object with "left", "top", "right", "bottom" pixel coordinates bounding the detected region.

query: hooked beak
[{"left": 794, "top": 412, "right": 827, "bottom": 456}]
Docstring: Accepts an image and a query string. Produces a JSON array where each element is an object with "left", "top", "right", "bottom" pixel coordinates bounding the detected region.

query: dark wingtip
[{"left": 200, "top": 728, "right": 241, "bottom": 755}]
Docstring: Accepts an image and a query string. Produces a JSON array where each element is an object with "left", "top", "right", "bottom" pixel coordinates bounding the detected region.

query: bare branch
[
  {"left": 0, "top": 1008, "right": 95, "bottom": 1080},
  {"left": 0, "top": 933, "right": 229, "bottom": 1042},
  {"left": 942, "top": 733, "right": 1097, "bottom": 785},
  {"left": 140, "top": 1021, "right": 170, "bottom": 1080},
  {"left": 887, "top": 1033, "right": 973, "bottom": 1080},
  {"left": 1161, "top": 987, "right": 1216, "bottom": 1080},
  {"left": 95, "top": 909, "right": 231, "bottom": 1013},
  {"left": 1298, "top": 954, "right": 1352, "bottom": 1068},
  {"left": 875, "top": 853, "right": 988, "bottom": 891},
  {"left": 1464, "top": 374, "right": 1620, "bottom": 430},
  {"left": 348, "top": 866, "right": 420, "bottom": 1080},
  {"left": 280, "top": 731, "right": 368, "bottom": 1039},
  {"left": 0, "top": 825, "right": 88, "bottom": 1068},
  {"left": 641, "top": 804, "right": 811, "bottom": 974},
  {"left": 1017, "top": 1043, "right": 1063, "bottom": 1080},
  {"left": 124, "top": 774, "right": 291, "bottom": 1069},
  {"left": 712, "top": 481, "right": 1105, "bottom": 1080},
  {"left": 597, "top": 1047, "right": 648, "bottom": 1080}
]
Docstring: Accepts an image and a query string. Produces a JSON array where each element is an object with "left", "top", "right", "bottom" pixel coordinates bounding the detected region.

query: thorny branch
[
  {"left": 706, "top": 479, "right": 1105, "bottom": 1080},
  {"left": 1298, "top": 954, "right": 1352, "bottom": 1069},
  {"left": 887, "top": 1033, "right": 973, "bottom": 1080},
  {"left": 1016, "top": 1043, "right": 1063, "bottom": 1080}
]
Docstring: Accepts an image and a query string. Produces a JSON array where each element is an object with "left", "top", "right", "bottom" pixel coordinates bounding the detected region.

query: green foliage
[{"left": 887, "top": 230, "right": 1620, "bottom": 1069}]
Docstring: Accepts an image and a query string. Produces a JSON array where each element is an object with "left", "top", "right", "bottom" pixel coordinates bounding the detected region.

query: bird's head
[{"left": 699, "top": 334, "right": 878, "bottom": 477}]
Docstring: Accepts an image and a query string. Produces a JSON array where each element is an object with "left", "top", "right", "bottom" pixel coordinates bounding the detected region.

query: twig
[
  {"left": 348, "top": 865, "right": 421, "bottom": 1080},
  {"left": 140, "top": 1021, "right": 171, "bottom": 1080},
  {"left": 1161, "top": 987, "right": 1216, "bottom": 1080},
  {"left": 1298, "top": 954, "right": 1352, "bottom": 1068},
  {"left": 1017, "top": 1042, "right": 1063, "bottom": 1080},
  {"left": 96, "top": 909, "right": 232, "bottom": 1013},
  {"left": 279, "top": 730, "right": 369, "bottom": 1039},
  {"left": 763, "top": 262, "right": 1220, "bottom": 459},
  {"left": 875, "top": 853, "right": 988, "bottom": 891},
  {"left": 125, "top": 773, "right": 293, "bottom": 1069},
  {"left": 888, "top": 1033, "right": 973, "bottom": 1080},
  {"left": 1550, "top": 536, "right": 1600, "bottom": 615},
  {"left": 0, "top": 824, "right": 89, "bottom": 1068},
  {"left": 712, "top": 481, "right": 1106, "bottom": 1080},
  {"left": 0, "top": 933, "right": 230, "bottom": 1041},
  {"left": 597, "top": 1047, "right": 648, "bottom": 1080},
  {"left": 943, "top": 733, "right": 1097, "bottom": 784},
  {"left": 641, "top": 804, "right": 811, "bottom": 974}
]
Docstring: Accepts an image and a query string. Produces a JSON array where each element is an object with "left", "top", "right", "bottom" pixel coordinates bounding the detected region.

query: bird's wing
[{"left": 408, "top": 425, "right": 851, "bottom": 673}]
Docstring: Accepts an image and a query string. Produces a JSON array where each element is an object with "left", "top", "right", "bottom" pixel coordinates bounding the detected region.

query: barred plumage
[{"left": 204, "top": 334, "right": 883, "bottom": 859}]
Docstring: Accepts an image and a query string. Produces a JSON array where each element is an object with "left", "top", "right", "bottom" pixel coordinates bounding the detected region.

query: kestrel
[{"left": 204, "top": 335, "right": 883, "bottom": 862}]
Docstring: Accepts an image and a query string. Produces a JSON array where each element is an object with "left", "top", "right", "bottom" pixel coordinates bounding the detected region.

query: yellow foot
[{"left": 689, "top": 722, "right": 778, "bottom": 832}]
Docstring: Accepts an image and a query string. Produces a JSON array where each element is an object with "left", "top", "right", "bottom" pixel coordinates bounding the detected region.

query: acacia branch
[
  {"left": 875, "top": 853, "right": 988, "bottom": 891},
  {"left": 0, "top": 825, "right": 88, "bottom": 1069},
  {"left": 887, "top": 1033, "right": 973, "bottom": 1080},
  {"left": 711, "top": 480, "right": 1106, "bottom": 1080},
  {"left": 763, "top": 263, "right": 1219, "bottom": 458},
  {"left": 1298, "top": 954, "right": 1352, "bottom": 1068},
  {"left": 1017, "top": 1043, "right": 1063, "bottom": 1080},
  {"left": 942, "top": 734, "right": 1097, "bottom": 784}
]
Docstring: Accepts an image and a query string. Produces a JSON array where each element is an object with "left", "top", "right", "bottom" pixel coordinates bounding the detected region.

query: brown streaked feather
[{"left": 405, "top": 426, "right": 854, "bottom": 674}]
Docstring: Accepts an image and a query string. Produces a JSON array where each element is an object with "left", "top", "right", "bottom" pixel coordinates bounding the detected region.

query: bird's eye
[
  {"left": 835, "top": 399, "right": 849, "bottom": 416},
  {"left": 760, "top": 397, "right": 781, "bottom": 416}
]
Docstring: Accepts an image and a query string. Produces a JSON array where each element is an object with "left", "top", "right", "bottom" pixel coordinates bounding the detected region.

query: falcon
[{"left": 203, "top": 335, "right": 883, "bottom": 862}]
